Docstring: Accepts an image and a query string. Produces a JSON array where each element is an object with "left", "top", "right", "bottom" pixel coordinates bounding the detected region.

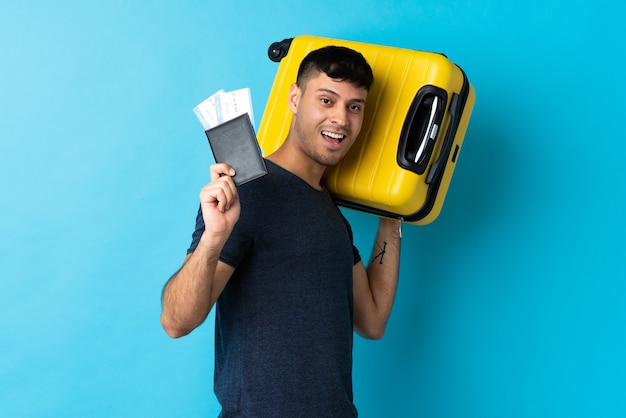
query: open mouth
[{"left": 321, "top": 130, "right": 346, "bottom": 144}]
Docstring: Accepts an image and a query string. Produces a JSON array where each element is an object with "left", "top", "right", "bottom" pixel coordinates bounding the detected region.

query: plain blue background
[{"left": 1, "top": 1, "right": 625, "bottom": 417}]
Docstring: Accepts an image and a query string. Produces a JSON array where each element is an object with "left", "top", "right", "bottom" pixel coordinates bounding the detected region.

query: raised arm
[
  {"left": 160, "top": 164, "right": 240, "bottom": 338},
  {"left": 352, "top": 217, "right": 401, "bottom": 339}
]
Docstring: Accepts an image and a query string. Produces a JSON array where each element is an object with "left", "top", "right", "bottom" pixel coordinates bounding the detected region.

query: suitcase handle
[
  {"left": 413, "top": 95, "right": 441, "bottom": 164},
  {"left": 426, "top": 92, "right": 461, "bottom": 184},
  {"left": 397, "top": 86, "right": 447, "bottom": 175}
]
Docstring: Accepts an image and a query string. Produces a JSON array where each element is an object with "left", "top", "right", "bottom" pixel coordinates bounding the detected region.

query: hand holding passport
[{"left": 193, "top": 88, "right": 267, "bottom": 186}]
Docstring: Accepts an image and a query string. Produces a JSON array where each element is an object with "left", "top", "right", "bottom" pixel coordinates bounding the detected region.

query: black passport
[{"left": 204, "top": 113, "right": 268, "bottom": 186}]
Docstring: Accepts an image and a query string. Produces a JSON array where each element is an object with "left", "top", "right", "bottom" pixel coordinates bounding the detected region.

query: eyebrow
[{"left": 316, "top": 88, "right": 367, "bottom": 104}]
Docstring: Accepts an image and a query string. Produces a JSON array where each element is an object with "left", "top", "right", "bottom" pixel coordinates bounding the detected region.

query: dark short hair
[{"left": 296, "top": 46, "right": 374, "bottom": 91}]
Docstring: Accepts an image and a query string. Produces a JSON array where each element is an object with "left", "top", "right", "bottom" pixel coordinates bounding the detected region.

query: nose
[{"left": 330, "top": 105, "right": 348, "bottom": 127}]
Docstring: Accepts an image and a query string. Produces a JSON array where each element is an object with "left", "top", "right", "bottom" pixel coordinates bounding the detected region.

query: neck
[{"left": 266, "top": 138, "right": 326, "bottom": 191}]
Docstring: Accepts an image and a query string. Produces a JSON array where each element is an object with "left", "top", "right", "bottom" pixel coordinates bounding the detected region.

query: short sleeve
[
  {"left": 339, "top": 211, "right": 361, "bottom": 265},
  {"left": 186, "top": 205, "right": 204, "bottom": 254}
]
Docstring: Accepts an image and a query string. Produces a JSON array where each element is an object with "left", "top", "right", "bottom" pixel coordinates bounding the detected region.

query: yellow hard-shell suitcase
[{"left": 257, "top": 36, "right": 475, "bottom": 225}]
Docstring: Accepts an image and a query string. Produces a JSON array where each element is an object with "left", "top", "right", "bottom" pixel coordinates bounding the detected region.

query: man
[{"left": 161, "top": 45, "right": 401, "bottom": 417}]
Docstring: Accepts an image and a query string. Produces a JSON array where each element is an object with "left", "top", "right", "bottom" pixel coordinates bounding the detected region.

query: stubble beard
[{"left": 293, "top": 119, "right": 349, "bottom": 168}]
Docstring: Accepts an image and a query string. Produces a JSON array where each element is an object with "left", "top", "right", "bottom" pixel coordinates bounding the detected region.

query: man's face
[{"left": 288, "top": 72, "right": 368, "bottom": 167}]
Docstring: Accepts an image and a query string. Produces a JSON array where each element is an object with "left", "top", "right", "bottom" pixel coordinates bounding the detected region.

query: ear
[{"left": 287, "top": 83, "right": 300, "bottom": 114}]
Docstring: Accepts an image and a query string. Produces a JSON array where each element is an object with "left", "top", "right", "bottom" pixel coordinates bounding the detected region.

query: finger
[
  {"left": 201, "top": 179, "right": 237, "bottom": 212},
  {"left": 210, "top": 163, "right": 236, "bottom": 181},
  {"left": 213, "top": 187, "right": 230, "bottom": 212},
  {"left": 200, "top": 185, "right": 226, "bottom": 211},
  {"left": 219, "top": 175, "right": 238, "bottom": 205}
]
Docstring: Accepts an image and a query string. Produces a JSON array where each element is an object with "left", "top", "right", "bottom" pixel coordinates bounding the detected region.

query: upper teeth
[{"left": 323, "top": 131, "right": 344, "bottom": 139}]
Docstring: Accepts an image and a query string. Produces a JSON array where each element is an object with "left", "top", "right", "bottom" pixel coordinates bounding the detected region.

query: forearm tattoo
[{"left": 372, "top": 241, "right": 388, "bottom": 265}]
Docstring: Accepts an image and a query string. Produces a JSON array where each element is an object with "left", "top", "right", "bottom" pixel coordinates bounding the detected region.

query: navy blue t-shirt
[{"left": 188, "top": 160, "right": 361, "bottom": 417}]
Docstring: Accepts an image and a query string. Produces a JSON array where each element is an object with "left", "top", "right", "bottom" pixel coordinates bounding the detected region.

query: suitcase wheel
[{"left": 268, "top": 38, "right": 294, "bottom": 62}]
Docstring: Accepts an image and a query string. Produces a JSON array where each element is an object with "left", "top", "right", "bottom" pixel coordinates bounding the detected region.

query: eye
[
  {"left": 320, "top": 97, "right": 332, "bottom": 105},
  {"left": 349, "top": 104, "right": 363, "bottom": 112}
]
